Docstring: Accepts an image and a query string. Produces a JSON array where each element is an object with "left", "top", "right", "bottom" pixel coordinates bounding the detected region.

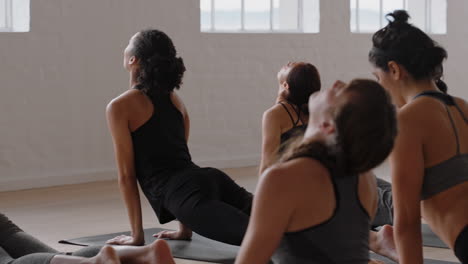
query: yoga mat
[
  {"left": 422, "top": 224, "right": 449, "bottom": 249},
  {"left": 60, "top": 227, "right": 237, "bottom": 263},
  {"left": 375, "top": 224, "right": 449, "bottom": 249},
  {"left": 370, "top": 252, "right": 458, "bottom": 264},
  {"left": 61, "top": 228, "right": 457, "bottom": 264}
]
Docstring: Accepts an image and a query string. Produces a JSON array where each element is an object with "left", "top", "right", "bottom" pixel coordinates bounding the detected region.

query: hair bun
[{"left": 386, "top": 10, "right": 410, "bottom": 25}]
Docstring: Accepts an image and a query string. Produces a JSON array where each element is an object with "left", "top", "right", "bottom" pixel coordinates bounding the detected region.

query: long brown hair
[
  {"left": 285, "top": 63, "right": 321, "bottom": 115},
  {"left": 282, "top": 79, "right": 397, "bottom": 176}
]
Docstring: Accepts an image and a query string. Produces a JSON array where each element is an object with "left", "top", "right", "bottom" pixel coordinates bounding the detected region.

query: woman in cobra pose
[
  {"left": 142, "top": 79, "right": 398, "bottom": 264},
  {"left": 106, "top": 29, "right": 253, "bottom": 246},
  {"left": 260, "top": 61, "right": 396, "bottom": 260},
  {"left": 259, "top": 62, "right": 320, "bottom": 174},
  {"left": 369, "top": 10, "right": 468, "bottom": 264}
]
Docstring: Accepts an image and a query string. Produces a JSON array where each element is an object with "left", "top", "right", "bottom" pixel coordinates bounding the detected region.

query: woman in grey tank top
[
  {"left": 369, "top": 10, "right": 468, "bottom": 264},
  {"left": 233, "top": 79, "right": 397, "bottom": 264},
  {"left": 143, "top": 80, "right": 396, "bottom": 264}
]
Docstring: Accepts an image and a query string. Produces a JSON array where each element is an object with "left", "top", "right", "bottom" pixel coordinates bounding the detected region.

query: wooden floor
[{"left": 0, "top": 166, "right": 459, "bottom": 263}]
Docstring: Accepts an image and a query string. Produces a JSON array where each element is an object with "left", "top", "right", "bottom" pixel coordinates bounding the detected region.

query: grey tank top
[
  {"left": 413, "top": 91, "right": 468, "bottom": 200},
  {"left": 273, "top": 171, "right": 370, "bottom": 264}
]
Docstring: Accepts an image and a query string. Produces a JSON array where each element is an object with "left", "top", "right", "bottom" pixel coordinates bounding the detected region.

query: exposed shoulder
[
  {"left": 106, "top": 89, "right": 140, "bottom": 116},
  {"left": 261, "top": 157, "right": 330, "bottom": 190},
  {"left": 262, "top": 104, "right": 289, "bottom": 130},
  {"left": 397, "top": 100, "right": 430, "bottom": 131},
  {"left": 170, "top": 91, "right": 188, "bottom": 117},
  {"left": 453, "top": 96, "right": 468, "bottom": 112},
  {"left": 263, "top": 104, "right": 285, "bottom": 118}
]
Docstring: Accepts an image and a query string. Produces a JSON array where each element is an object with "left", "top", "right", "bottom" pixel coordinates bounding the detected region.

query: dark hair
[
  {"left": 131, "top": 29, "right": 186, "bottom": 96},
  {"left": 285, "top": 63, "right": 321, "bottom": 114},
  {"left": 369, "top": 10, "right": 448, "bottom": 93},
  {"left": 282, "top": 79, "right": 397, "bottom": 175}
]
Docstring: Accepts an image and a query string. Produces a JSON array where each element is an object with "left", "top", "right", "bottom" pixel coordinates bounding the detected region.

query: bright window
[
  {"left": 0, "top": 0, "right": 29, "bottom": 32},
  {"left": 350, "top": 0, "right": 447, "bottom": 34},
  {"left": 201, "top": 0, "right": 320, "bottom": 33}
]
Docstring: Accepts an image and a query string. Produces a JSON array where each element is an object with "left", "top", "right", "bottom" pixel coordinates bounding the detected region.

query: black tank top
[{"left": 131, "top": 91, "right": 197, "bottom": 223}]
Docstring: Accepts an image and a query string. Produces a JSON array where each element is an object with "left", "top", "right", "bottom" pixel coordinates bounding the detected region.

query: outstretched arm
[
  {"left": 390, "top": 112, "right": 425, "bottom": 264},
  {"left": 106, "top": 100, "right": 144, "bottom": 246},
  {"left": 235, "top": 168, "right": 293, "bottom": 264}
]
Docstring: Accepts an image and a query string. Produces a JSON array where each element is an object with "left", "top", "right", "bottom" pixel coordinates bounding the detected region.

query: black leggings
[
  {"left": 0, "top": 213, "right": 100, "bottom": 264},
  {"left": 164, "top": 167, "right": 253, "bottom": 246},
  {"left": 455, "top": 225, "right": 468, "bottom": 264}
]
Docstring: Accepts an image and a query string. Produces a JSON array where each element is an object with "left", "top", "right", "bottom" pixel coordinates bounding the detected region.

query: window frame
[
  {"left": 201, "top": 0, "right": 318, "bottom": 33},
  {"left": 351, "top": 0, "right": 445, "bottom": 34},
  {"left": 0, "top": 0, "right": 13, "bottom": 32}
]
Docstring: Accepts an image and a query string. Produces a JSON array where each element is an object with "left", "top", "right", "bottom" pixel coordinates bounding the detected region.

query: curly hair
[
  {"left": 131, "top": 29, "right": 186, "bottom": 96},
  {"left": 369, "top": 10, "right": 448, "bottom": 93}
]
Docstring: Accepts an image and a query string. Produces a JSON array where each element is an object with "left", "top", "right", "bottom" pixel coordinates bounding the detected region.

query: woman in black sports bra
[
  {"left": 259, "top": 62, "right": 320, "bottom": 174},
  {"left": 369, "top": 10, "right": 468, "bottom": 263},
  {"left": 106, "top": 29, "right": 252, "bottom": 247}
]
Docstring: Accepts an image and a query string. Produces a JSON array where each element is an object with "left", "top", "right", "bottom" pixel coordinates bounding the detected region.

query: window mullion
[
  {"left": 356, "top": 0, "right": 360, "bottom": 32},
  {"left": 241, "top": 0, "right": 245, "bottom": 30},
  {"left": 7, "top": 0, "right": 12, "bottom": 30},
  {"left": 211, "top": 0, "right": 215, "bottom": 31},
  {"left": 426, "top": 0, "right": 431, "bottom": 33},
  {"left": 270, "top": 0, "right": 274, "bottom": 31},
  {"left": 379, "top": 0, "right": 383, "bottom": 28},
  {"left": 298, "top": 0, "right": 304, "bottom": 32}
]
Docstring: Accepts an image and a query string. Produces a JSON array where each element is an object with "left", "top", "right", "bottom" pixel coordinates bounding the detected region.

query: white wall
[{"left": 0, "top": 0, "right": 467, "bottom": 191}]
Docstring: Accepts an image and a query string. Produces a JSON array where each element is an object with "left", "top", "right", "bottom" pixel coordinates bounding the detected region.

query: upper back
[
  {"left": 407, "top": 93, "right": 468, "bottom": 166},
  {"left": 403, "top": 92, "right": 468, "bottom": 199},
  {"left": 273, "top": 158, "right": 375, "bottom": 264},
  {"left": 123, "top": 89, "right": 194, "bottom": 177}
]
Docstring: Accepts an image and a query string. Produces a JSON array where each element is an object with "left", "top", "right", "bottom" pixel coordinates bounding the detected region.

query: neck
[
  {"left": 400, "top": 79, "right": 440, "bottom": 105},
  {"left": 303, "top": 126, "right": 326, "bottom": 143},
  {"left": 129, "top": 70, "right": 139, "bottom": 89}
]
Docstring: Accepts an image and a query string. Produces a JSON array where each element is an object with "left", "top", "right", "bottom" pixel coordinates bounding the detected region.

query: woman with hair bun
[
  {"left": 106, "top": 29, "right": 253, "bottom": 246},
  {"left": 369, "top": 10, "right": 468, "bottom": 263}
]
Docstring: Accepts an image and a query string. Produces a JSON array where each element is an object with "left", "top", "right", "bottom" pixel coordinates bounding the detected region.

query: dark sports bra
[
  {"left": 413, "top": 91, "right": 468, "bottom": 200},
  {"left": 278, "top": 101, "right": 307, "bottom": 153}
]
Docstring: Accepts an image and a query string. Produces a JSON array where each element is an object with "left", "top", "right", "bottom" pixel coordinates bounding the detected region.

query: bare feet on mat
[
  {"left": 149, "top": 239, "right": 176, "bottom": 264},
  {"left": 92, "top": 246, "right": 121, "bottom": 264},
  {"left": 370, "top": 225, "right": 399, "bottom": 263}
]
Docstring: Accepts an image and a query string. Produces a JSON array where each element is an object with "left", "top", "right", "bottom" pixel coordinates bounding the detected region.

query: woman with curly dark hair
[
  {"left": 369, "top": 10, "right": 468, "bottom": 264},
  {"left": 105, "top": 29, "right": 252, "bottom": 246}
]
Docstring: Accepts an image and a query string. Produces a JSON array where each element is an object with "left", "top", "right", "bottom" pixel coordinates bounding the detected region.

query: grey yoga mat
[
  {"left": 422, "top": 224, "right": 449, "bottom": 249},
  {"left": 375, "top": 224, "right": 449, "bottom": 249},
  {"left": 60, "top": 227, "right": 238, "bottom": 263},
  {"left": 60, "top": 227, "right": 458, "bottom": 264},
  {"left": 370, "top": 252, "right": 458, "bottom": 264}
]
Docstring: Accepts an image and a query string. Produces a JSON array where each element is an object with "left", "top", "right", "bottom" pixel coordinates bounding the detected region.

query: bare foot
[
  {"left": 149, "top": 239, "right": 176, "bottom": 264},
  {"left": 370, "top": 225, "right": 399, "bottom": 263},
  {"left": 92, "top": 246, "right": 121, "bottom": 264}
]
